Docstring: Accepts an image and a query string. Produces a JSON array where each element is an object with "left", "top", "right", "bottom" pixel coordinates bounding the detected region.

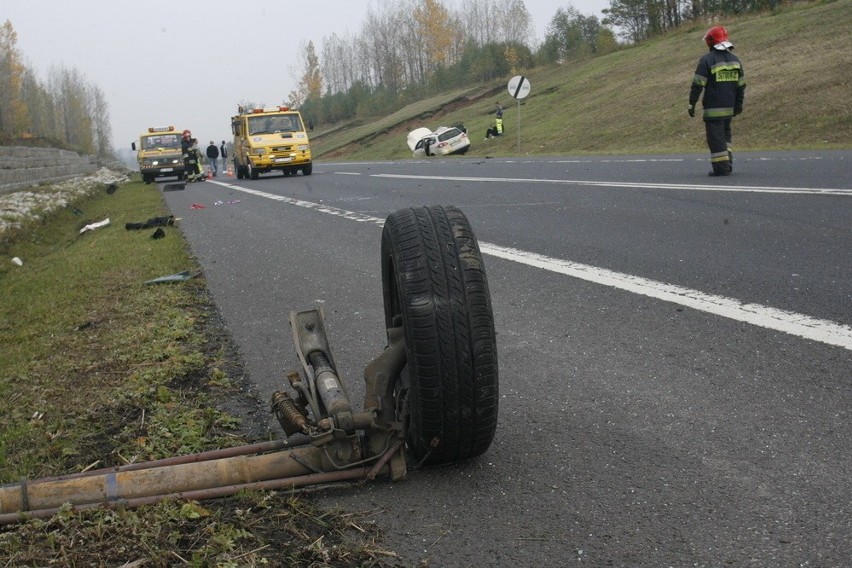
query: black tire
[
  {"left": 381, "top": 205, "right": 498, "bottom": 466},
  {"left": 301, "top": 163, "right": 313, "bottom": 176},
  {"left": 248, "top": 162, "right": 259, "bottom": 180}
]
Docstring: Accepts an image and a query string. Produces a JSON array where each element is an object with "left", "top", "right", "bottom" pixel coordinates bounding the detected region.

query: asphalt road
[{"left": 162, "top": 150, "right": 851, "bottom": 567}]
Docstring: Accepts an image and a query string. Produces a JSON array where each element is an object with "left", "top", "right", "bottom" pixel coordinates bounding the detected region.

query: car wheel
[
  {"left": 381, "top": 205, "right": 499, "bottom": 467},
  {"left": 247, "top": 162, "right": 259, "bottom": 180},
  {"left": 302, "top": 163, "right": 313, "bottom": 176}
]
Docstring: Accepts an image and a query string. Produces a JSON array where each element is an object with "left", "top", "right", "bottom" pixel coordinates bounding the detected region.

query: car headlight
[
  {"left": 297, "top": 144, "right": 309, "bottom": 151},
  {"left": 254, "top": 148, "right": 266, "bottom": 155}
]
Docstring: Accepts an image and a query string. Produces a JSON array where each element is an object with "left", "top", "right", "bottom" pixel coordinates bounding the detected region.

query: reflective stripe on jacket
[{"left": 689, "top": 49, "right": 746, "bottom": 120}]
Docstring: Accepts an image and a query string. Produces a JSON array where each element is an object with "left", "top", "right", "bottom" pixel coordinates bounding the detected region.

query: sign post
[{"left": 507, "top": 75, "right": 531, "bottom": 153}]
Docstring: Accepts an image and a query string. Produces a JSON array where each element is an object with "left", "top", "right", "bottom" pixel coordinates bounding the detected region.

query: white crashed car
[{"left": 408, "top": 125, "right": 470, "bottom": 158}]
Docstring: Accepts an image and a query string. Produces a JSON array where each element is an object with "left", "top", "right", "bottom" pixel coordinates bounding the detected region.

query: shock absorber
[{"left": 309, "top": 350, "right": 352, "bottom": 419}]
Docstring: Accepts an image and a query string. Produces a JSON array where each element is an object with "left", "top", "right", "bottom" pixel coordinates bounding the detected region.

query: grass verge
[
  {"left": 311, "top": 0, "right": 852, "bottom": 161},
  {"left": 0, "top": 177, "right": 407, "bottom": 567}
]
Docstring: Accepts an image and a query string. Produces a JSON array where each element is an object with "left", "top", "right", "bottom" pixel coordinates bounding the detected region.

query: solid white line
[
  {"left": 371, "top": 173, "right": 852, "bottom": 196},
  {"left": 480, "top": 243, "right": 852, "bottom": 351},
  {"left": 208, "top": 181, "right": 852, "bottom": 351}
]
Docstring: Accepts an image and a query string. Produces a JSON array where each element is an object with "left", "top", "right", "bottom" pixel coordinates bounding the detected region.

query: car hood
[{"left": 407, "top": 127, "right": 433, "bottom": 151}]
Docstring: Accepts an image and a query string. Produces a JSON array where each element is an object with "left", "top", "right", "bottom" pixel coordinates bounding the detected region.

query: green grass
[
  {"left": 0, "top": 180, "right": 239, "bottom": 480},
  {"left": 0, "top": 179, "right": 406, "bottom": 566},
  {"left": 311, "top": 0, "right": 852, "bottom": 161}
]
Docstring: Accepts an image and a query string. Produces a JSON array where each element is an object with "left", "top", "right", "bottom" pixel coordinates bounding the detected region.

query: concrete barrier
[{"left": 0, "top": 146, "right": 100, "bottom": 194}]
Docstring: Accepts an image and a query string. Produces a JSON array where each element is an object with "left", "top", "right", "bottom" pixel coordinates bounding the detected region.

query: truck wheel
[
  {"left": 248, "top": 162, "right": 259, "bottom": 180},
  {"left": 301, "top": 163, "right": 313, "bottom": 176},
  {"left": 381, "top": 206, "right": 499, "bottom": 467}
]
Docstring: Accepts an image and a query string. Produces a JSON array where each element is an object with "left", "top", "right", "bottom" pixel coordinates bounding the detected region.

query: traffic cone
[{"left": 226, "top": 165, "right": 234, "bottom": 177}]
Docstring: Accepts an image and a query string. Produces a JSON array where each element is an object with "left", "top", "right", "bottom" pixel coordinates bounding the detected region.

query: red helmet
[
  {"left": 704, "top": 26, "right": 733, "bottom": 50},
  {"left": 182, "top": 129, "right": 191, "bottom": 139}
]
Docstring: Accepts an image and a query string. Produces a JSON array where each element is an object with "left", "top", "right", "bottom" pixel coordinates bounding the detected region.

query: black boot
[{"left": 708, "top": 161, "right": 732, "bottom": 177}]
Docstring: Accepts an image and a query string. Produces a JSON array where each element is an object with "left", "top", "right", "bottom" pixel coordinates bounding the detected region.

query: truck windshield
[
  {"left": 143, "top": 134, "right": 180, "bottom": 150},
  {"left": 248, "top": 115, "right": 302, "bottom": 135}
]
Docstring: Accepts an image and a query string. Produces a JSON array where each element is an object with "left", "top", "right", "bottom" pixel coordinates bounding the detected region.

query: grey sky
[{"left": 2, "top": 0, "right": 609, "bottom": 150}]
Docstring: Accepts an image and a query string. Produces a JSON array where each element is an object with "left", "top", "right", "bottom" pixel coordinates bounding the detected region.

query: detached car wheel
[{"left": 381, "top": 205, "right": 499, "bottom": 466}]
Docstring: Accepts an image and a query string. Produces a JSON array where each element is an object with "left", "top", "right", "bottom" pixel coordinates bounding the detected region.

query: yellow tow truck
[
  {"left": 231, "top": 106, "right": 312, "bottom": 179},
  {"left": 132, "top": 126, "right": 187, "bottom": 183}
]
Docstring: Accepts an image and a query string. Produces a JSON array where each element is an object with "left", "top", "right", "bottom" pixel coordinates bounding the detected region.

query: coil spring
[{"left": 271, "top": 391, "right": 308, "bottom": 436}]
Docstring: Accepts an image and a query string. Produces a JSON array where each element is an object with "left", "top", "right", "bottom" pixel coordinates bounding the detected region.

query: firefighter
[
  {"left": 180, "top": 130, "right": 204, "bottom": 182},
  {"left": 688, "top": 26, "right": 746, "bottom": 176}
]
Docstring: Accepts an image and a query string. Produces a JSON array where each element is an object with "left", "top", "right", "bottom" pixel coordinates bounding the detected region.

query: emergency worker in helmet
[
  {"left": 688, "top": 26, "right": 746, "bottom": 176},
  {"left": 180, "top": 129, "right": 202, "bottom": 182}
]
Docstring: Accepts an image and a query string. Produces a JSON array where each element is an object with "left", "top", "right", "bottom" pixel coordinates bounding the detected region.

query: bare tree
[
  {"left": 20, "top": 67, "right": 57, "bottom": 139},
  {"left": 363, "top": 4, "right": 406, "bottom": 91},
  {"left": 458, "top": 0, "right": 499, "bottom": 45},
  {"left": 497, "top": 0, "right": 533, "bottom": 45},
  {"left": 90, "top": 85, "right": 112, "bottom": 159},
  {"left": 48, "top": 66, "right": 95, "bottom": 153},
  {"left": 0, "top": 19, "right": 30, "bottom": 138}
]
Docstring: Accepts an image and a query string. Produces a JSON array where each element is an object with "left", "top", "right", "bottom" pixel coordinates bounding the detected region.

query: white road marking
[
  {"left": 371, "top": 174, "right": 852, "bottom": 196},
  {"left": 481, "top": 243, "right": 852, "bottom": 351},
  {"left": 208, "top": 180, "right": 852, "bottom": 351}
]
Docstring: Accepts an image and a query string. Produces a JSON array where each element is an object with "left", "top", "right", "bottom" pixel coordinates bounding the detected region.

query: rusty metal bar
[
  {"left": 0, "top": 444, "right": 333, "bottom": 514},
  {"left": 34, "top": 438, "right": 311, "bottom": 484},
  {"left": 367, "top": 440, "right": 404, "bottom": 480},
  {"left": 0, "top": 466, "right": 377, "bottom": 526}
]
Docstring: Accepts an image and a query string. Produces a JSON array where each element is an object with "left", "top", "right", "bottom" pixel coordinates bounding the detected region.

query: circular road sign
[{"left": 508, "top": 75, "right": 531, "bottom": 99}]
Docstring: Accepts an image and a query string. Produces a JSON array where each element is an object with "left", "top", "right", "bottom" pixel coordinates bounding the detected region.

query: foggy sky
[{"left": 2, "top": 0, "right": 609, "bottom": 150}]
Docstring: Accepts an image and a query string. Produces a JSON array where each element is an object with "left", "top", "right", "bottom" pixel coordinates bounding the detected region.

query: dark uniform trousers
[{"left": 705, "top": 119, "right": 733, "bottom": 174}]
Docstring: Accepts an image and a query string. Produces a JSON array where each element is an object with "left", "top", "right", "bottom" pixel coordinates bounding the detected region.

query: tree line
[
  {"left": 291, "top": 0, "right": 796, "bottom": 126},
  {"left": 0, "top": 20, "right": 112, "bottom": 158},
  {"left": 1, "top": 0, "right": 796, "bottom": 155}
]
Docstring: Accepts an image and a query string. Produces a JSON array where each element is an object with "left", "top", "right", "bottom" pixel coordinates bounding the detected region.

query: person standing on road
[
  {"left": 181, "top": 130, "right": 201, "bottom": 182},
  {"left": 688, "top": 26, "right": 746, "bottom": 176},
  {"left": 220, "top": 140, "right": 228, "bottom": 173},
  {"left": 190, "top": 138, "right": 205, "bottom": 180},
  {"left": 206, "top": 141, "right": 219, "bottom": 177}
]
